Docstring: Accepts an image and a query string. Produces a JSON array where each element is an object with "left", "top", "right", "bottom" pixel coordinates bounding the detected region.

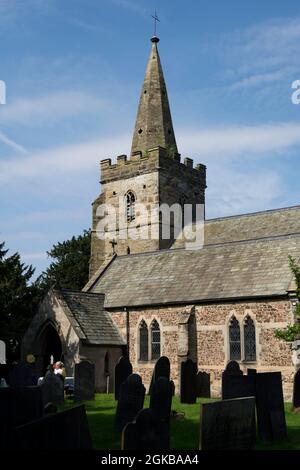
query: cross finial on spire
[{"left": 151, "top": 10, "right": 160, "bottom": 41}]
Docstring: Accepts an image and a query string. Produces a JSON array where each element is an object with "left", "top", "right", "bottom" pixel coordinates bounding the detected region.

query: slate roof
[
  {"left": 90, "top": 233, "right": 300, "bottom": 308},
  {"left": 55, "top": 290, "right": 125, "bottom": 345}
]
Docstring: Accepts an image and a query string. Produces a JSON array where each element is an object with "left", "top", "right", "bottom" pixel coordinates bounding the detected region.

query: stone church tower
[{"left": 89, "top": 36, "right": 206, "bottom": 278}]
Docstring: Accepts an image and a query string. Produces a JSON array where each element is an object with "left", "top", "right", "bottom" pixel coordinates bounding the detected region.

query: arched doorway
[{"left": 38, "top": 323, "right": 62, "bottom": 374}]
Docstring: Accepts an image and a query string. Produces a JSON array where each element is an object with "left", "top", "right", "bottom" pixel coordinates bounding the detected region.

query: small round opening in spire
[{"left": 151, "top": 36, "right": 160, "bottom": 43}]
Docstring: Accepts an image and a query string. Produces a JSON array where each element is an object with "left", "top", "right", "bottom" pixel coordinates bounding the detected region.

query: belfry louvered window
[
  {"left": 139, "top": 320, "right": 148, "bottom": 361},
  {"left": 229, "top": 316, "right": 241, "bottom": 361},
  {"left": 244, "top": 316, "right": 256, "bottom": 361},
  {"left": 151, "top": 319, "right": 161, "bottom": 360},
  {"left": 126, "top": 191, "right": 136, "bottom": 222}
]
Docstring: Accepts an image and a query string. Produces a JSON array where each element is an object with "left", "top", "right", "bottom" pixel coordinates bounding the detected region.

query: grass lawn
[{"left": 62, "top": 394, "right": 300, "bottom": 450}]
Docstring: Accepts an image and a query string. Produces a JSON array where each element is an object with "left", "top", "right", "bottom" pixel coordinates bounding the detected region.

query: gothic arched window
[
  {"left": 126, "top": 191, "right": 136, "bottom": 222},
  {"left": 139, "top": 320, "right": 148, "bottom": 361},
  {"left": 104, "top": 352, "right": 109, "bottom": 375},
  {"left": 229, "top": 316, "right": 241, "bottom": 361},
  {"left": 244, "top": 316, "right": 256, "bottom": 362},
  {"left": 151, "top": 319, "right": 161, "bottom": 360}
]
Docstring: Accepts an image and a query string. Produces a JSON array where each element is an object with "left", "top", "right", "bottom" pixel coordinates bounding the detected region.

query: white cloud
[
  {"left": 230, "top": 70, "right": 288, "bottom": 90},
  {"left": 0, "top": 90, "right": 107, "bottom": 126},
  {"left": 178, "top": 122, "right": 300, "bottom": 160}
]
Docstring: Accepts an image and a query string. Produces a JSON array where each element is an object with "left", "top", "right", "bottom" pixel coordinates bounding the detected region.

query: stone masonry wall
[{"left": 109, "top": 298, "right": 295, "bottom": 400}]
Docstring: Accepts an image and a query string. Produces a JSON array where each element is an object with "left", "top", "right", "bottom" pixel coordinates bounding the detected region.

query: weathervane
[{"left": 151, "top": 10, "right": 160, "bottom": 37}]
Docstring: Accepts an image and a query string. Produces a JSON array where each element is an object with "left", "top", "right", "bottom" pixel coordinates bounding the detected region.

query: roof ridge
[
  {"left": 206, "top": 204, "right": 300, "bottom": 223},
  {"left": 58, "top": 289, "right": 105, "bottom": 297}
]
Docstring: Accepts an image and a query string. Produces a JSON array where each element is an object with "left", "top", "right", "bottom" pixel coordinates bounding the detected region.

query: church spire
[{"left": 131, "top": 36, "right": 178, "bottom": 157}]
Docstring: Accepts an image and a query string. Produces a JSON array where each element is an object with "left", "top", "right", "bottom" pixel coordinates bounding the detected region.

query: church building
[{"left": 22, "top": 34, "right": 300, "bottom": 398}]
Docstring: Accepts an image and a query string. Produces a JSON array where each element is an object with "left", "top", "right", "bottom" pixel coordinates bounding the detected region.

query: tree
[
  {"left": 37, "top": 229, "right": 91, "bottom": 292},
  {"left": 275, "top": 256, "right": 300, "bottom": 342},
  {"left": 0, "top": 242, "right": 41, "bottom": 361}
]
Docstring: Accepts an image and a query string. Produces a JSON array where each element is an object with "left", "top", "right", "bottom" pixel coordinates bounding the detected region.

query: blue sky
[{"left": 1, "top": 0, "right": 300, "bottom": 276}]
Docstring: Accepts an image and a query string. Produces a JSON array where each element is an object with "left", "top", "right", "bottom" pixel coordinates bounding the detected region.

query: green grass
[{"left": 62, "top": 394, "right": 300, "bottom": 450}]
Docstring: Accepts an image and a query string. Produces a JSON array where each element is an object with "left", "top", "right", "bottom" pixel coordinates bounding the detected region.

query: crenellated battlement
[{"left": 100, "top": 146, "right": 206, "bottom": 184}]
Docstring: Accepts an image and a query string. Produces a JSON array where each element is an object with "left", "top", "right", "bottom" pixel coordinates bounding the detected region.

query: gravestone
[
  {"left": 8, "top": 362, "right": 32, "bottom": 387},
  {"left": 200, "top": 397, "right": 256, "bottom": 450},
  {"left": 293, "top": 369, "right": 300, "bottom": 409},
  {"left": 224, "top": 360, "right": 243, "bottom": 376},
  {"left": 13, "top": 404, "right": 92, "bottom": 450},
  {"left": 149, "top": 356, "right": 170, "bottom": 395},
  {"left": 122, "top": 408, "right": 164, "bottom": 450},
  {"left": 40, "top": 371, "right": 64, "bottom": 406},
  {"left": 114, "top": 356, "right": 133, "bottom": 400},
  {"left": 222, "top": 374, "right": 256, "bottom": 400},
  {"left": 149, "top": 377, "right": 173, "bottom": 449},
  {"left": 115, "top": 373, "right": 145, "bottom": 433},
  {"left": 180, "top": 359, "right": 197, "bottom": 404},
  {"left": 255, "top": 372, "right": 287, "bottom": 441},
  {"left": 74, "top": 360, "right": 95, "bottom": 401},
  {"left": 0, "top": 386, "right": 44, "bottom": 450},
  {"left": 247, "top": 368, "right": 257, "bottom": 376},
  {"left": 196, "top": 371, "right": 211, "bottom": 398},
  {"left": 0, "top": 340, "right": 6, "bottom": 364}
]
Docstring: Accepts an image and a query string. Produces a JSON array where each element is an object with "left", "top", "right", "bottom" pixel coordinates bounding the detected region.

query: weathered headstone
[
  {"left": 13, "top": 404, "right": 92, "bottom": 450},
  {"left": 148, "top": 356, "right": 170, "bottom": 395},
  {"left": 180, "top": 359, "right": 197, "bottom": 404},
  {"left": 115, "top": 373, "right": 145, "bottom": 433},
  {"left": 114, "top": 356, "right": 133, "bottom": 400},
  {"left": 40, "top": 371, "right": 64, "bottom": 406},
  {"left": 74, "top": 360, "right": 95, "bottom": 401},
  {"left": 255, "top": 372, "right": 287, "bottom": 441},
  {"left": 196, "top": 371, "right": 211, "bottom": 398},
  {"left": 247, "top": 368, "right": 257, "bottom": 376},
  {"left": 200, "top": 397, "right": 256, "bottom": 450},
  {"left": 293, "top": 369, "right": 300, "bottom": 409},
  {"left": 222, "top": 374, "right": 256, "bottom": 400},
  {"left": 8, "top": 362, "right": 32, "bottom": 387},
  {"left": 122, "top": 408, "right": 164, "bottom": 450},
  {"left": 224, "top": 360, "right": 243, "bottom": 376},
  {"left": 149, "top": 376, "right": 173, "bottom": 449},
  {"left": 0, "top": 340, "right": 6, "bottom": 364}
]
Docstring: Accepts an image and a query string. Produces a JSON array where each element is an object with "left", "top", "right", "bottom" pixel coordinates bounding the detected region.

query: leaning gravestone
[
  {"left": 255, "top": 372, "right": 287, "bottom": 441},
  {"left": 200, "top": 397, "right": 256, "bottom": 450},
  {"left": 40, "top": 371, "right": 64, "bottom": 406},
  {"left": 196, "top": 371, "right": 211, "bottom": 398},
  {"left": 148, "top": 356, "right": 170, "bottom": 395},
  {"left": 247, "top": 368, "right": 257, "bottom": 375},
  {"left": 115, "top": 373, "right": 145, "bottom": 433},
  {"left": 122, "top": 408, "right": 163, "bottom": 450},
  {"left": 293, "top": 369, "right": 300, "bottom": 409},
  {"left": 8, "top": 362, "right": 32, "bottom": 387},
  {"left": 13, "top": 404, "right": 92, "bottom": 450},
  {"left": 149, "top": 377, "right": 173, "bottom": 449},
  {"left": 180, "top": 359, "right": 197, "bottom": 404},
  {"left": 114, "top": 356, "right": 133, "bottom": 401},
  {"left": 0, "top": 340, "right": 6, "bottom": 364},
  {"left": 74, "top": 360, "right": 95, "bottom": 401},
  {"left": 222, "top": 374, "right": 256, "bottom": 400}
]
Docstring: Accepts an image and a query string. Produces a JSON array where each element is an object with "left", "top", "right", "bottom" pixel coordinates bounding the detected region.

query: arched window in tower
[
  {"left": 151, "top": 319, "right": 161, "bottom": 360},
  {"left": 139, "top": 320, "right": 148, "bottom": 361},
  {"left": 229, "top": 316, "right": 241, "bottom": 361},
  {"left": 244, "top": 316, "right": 256, "bottom": 362},
  {"left": 126, "top": 191, "right": 136, "bottom": 222}
]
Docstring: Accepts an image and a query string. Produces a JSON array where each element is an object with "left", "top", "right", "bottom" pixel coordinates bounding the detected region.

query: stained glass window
[
  {"left": 244, "top": 316, "right": 256, "bottom": 361},
  {"left": 229, "top": 316, "right": 241, "bottom": 361},
  {"left": 151, "top": 320, "right": 161, "bottom": 360},
  {"left": 139, "top": 320, "right": 148, "bottom": 361}
]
